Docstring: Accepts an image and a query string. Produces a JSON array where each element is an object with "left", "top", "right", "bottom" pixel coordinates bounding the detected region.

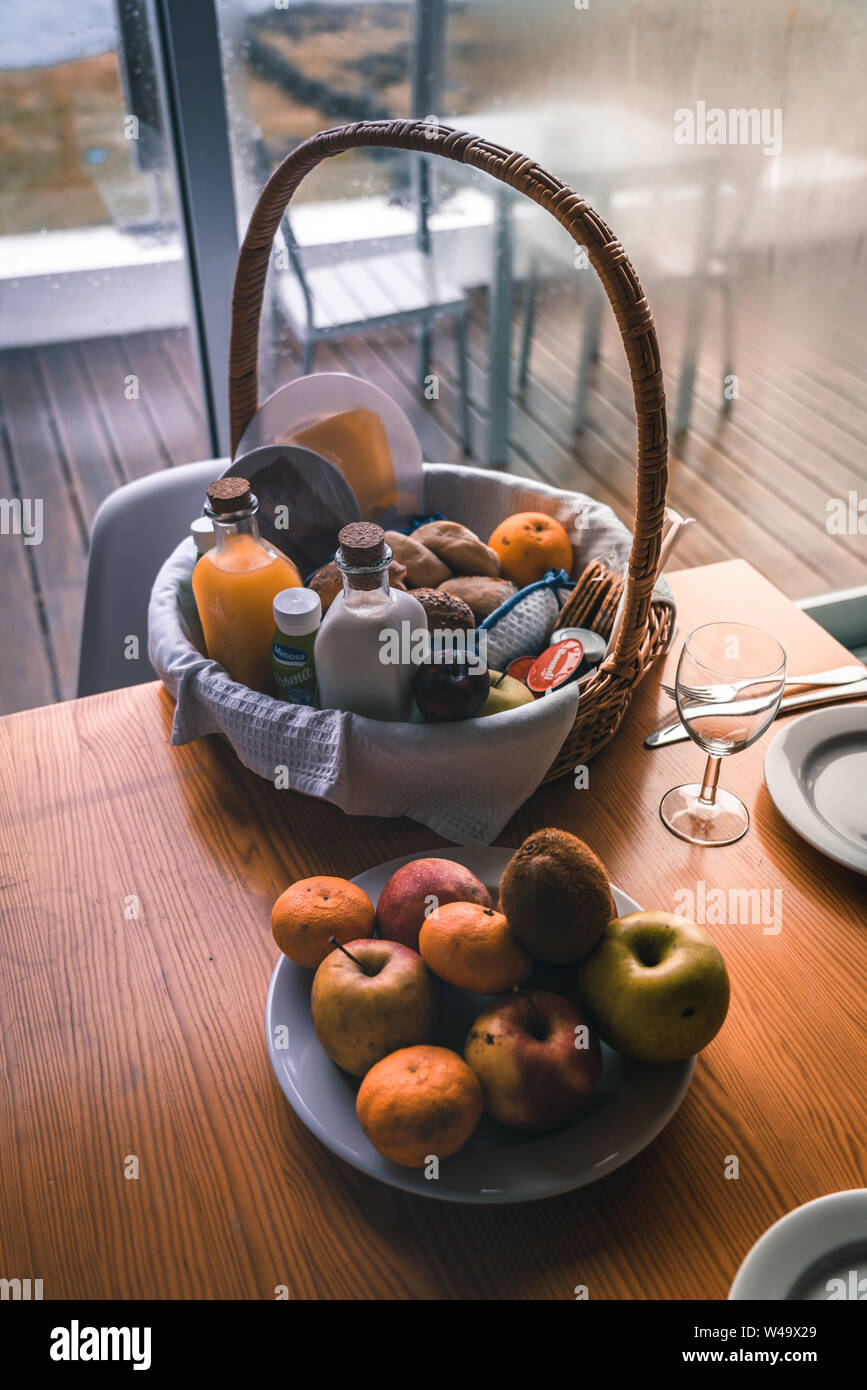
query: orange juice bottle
[{"left": 193, "top": 477, "right": 302, "bottom": 693}]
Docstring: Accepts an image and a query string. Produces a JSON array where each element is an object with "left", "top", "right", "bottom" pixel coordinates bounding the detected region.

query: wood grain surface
[{"left": 1, "top": 560, "right": 865, "bottom": 1300}]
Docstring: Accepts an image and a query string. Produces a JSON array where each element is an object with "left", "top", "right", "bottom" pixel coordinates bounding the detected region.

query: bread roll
[
  {"left": 411, "top": 587, "right": 475, "bottom": 633},
  {"left": 438, "top": 576, "right": 518, "bottom": 621},
  {"left": 384, "top": 531, "right": 451, "bottom": 588},
  {"left": 411, "top": 520, "right": 500, "bottom": 577}
]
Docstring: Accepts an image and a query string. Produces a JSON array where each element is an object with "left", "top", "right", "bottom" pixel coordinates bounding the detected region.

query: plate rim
[
  {"left": 264, "top": 845, "right": 695, "bottom": 1204},
  {"left": 764, "top": 704, "right": 867, "bottom": 877},
  {"left": 234, "top": 371, "right": 423, "bottom": 493},
  {"left": 728, "top": 1188, "right": 867, "bottom": 1300}
]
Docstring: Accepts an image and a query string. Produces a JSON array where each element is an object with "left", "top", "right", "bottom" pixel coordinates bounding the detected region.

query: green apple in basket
[
  {"left": 574, "top": 912, "right": 731, "bottom": 1064},
  {"left": 478, "top": 670, "right": 535, "bottom": 717}
]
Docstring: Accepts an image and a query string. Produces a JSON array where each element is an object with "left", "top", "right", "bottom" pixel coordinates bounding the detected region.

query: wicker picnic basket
[{"left": 228, "top": 119, "right": 671, "bottom": 781}]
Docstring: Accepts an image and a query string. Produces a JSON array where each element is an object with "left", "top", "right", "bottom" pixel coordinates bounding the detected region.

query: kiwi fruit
[{"left": 500, "top": 827, "right": 615, "bottom": 964}]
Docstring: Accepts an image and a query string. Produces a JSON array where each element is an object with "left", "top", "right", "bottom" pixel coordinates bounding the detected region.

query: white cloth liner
[{"left": 148, "top": 462, "right": 671, "bottom": 845}]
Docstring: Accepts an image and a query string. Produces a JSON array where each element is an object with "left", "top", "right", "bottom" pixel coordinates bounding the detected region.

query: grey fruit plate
[{"left": 265, "top": 847, "right": 695, "bottom": 1204}]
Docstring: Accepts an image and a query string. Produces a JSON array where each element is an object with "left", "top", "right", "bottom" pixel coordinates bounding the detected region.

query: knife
[{"left": 645, "top": 676, "right": 867, "bottom": 748}]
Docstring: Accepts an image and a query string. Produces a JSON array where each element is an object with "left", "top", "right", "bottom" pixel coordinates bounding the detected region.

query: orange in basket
[
  {"left": 271, "top": 876, "right": 374, "bottom": 968},
  {"left": 488, "top": 512, "right": 573, "bottom": 588}
]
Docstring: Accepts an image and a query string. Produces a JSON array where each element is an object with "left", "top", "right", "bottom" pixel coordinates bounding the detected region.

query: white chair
[{"left": 77, "top": 459, "right": 222, "bottom": 698}]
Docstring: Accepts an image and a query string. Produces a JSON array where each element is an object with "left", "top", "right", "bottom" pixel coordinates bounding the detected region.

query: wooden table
[{"left": 2, "top": 560, "right": 865, "bottom": 1300}]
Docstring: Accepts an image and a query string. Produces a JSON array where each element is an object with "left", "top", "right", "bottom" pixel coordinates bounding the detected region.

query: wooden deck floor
[{"left": 1, "top": 255, "right": 865, "bottom": 715}]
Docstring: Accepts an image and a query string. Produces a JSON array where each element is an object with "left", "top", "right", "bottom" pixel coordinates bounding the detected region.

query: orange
[
  {"left": 356, "top": 1045, "right": 483, "bottom": 1167},
  {"left": 419, "top": 902, "right": 533, "bottom": 993},
  {"left": 488, "top": 511, "right": 573, "bottom": 587},
  {"left": 271, "top": 876, "right": 374, "bottom": 968}
]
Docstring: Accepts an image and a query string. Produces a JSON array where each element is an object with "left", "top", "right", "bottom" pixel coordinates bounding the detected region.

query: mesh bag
[{"left": 478, "top": 570, "right": 574, "bottom": 670}]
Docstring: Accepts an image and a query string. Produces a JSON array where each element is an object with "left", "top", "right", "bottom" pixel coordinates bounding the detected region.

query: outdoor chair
[{"left": 268, "top": 151, "right": 472, "bottom": 453}]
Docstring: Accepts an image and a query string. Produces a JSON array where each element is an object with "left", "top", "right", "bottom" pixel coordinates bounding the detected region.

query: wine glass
[{"left": 660, "top": 622, "right": 786, "bottom": 846}]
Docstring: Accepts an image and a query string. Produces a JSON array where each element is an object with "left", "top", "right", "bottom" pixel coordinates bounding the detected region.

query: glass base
[{"left": 660, "top": 783, "right": 750, "bottom": 846}]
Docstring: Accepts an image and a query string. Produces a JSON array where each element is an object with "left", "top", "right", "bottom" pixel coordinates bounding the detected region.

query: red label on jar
[
  {"left": 506, "top": 655, "right": 536, "bottom": 686},
  {"left": 527, "top": 638, "right": 584, "bottom": 693}
]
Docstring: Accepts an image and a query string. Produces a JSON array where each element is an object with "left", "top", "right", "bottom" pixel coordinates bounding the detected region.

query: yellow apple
[{"left": 478, "top": 670, "right": 535, "bottom": 716}]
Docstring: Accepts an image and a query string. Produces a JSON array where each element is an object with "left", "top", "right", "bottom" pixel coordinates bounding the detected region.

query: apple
[
  {"left": 478, "top": 670, "right": 535, "bottom": 717},
  {"left": 574, "top": 911, "right": 731, "bottom": 1064},
  {"left": 311, "top": 938, "right": 438, "bottom": 1077},
  {"left": 465, "top": 989, "right": 601, "bottom": 1133},
  {"left": 376, "top": 857, "right": 492, "bottom": 950},
  {"left": 414, "top": 658, "right": 490, "bottom": 721}
]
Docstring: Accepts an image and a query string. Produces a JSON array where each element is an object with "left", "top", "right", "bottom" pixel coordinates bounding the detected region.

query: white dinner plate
[
  {"left": 265, "top": 847, "right": 695, "bottom": 1204},
  {"left": 764, "top": 705, "right": 867, "bottom": 876},
  {"left": 234, "top": 371, "right": 425, "bottom": 523},
  {"left": 729, "top": 1190, "right": 867, "bottom": 1300}
]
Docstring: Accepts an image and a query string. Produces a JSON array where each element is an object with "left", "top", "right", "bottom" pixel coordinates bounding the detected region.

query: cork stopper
[
  {"left": 337, "top": 522, "right": 390, "bottom": 592},
  {"left": 338, "top": 522, "right": 386, "bottom": 567},
  {"left": 206, "top": 477, "right": 252, "bottom": 515}
]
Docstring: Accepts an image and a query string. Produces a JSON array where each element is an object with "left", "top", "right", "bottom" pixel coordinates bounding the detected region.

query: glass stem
[{"left": 698, "top": 754, "right": 721, "bottom": 806}]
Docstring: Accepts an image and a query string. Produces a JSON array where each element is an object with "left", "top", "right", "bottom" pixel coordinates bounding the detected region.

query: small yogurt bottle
[
  {"left": 178, "top": 516, "right": 216, "bottom": 649},
  {"left": 271, "top": 588, "right": 321, "bottom": 706}
]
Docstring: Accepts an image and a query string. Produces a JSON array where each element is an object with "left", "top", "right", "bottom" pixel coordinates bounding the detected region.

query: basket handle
[{"left": 229, "top": 119, "right": 668, "bottom": 677}]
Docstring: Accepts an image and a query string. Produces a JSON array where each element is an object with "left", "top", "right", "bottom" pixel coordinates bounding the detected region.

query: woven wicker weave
[{"left": 228, "top": 119, "right": 671, "bottom": 780}]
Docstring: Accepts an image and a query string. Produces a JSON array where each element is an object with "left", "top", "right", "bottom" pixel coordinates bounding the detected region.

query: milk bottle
[{"left": 314, "top": 523, "right": 426, "bottom": 721}]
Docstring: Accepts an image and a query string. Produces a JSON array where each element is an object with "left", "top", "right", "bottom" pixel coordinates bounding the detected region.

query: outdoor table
[
  {"left": 2, "top": 560, "right": 865, "bottom": 1299},
  {"left": 451, "top": 100, "right": 721, "bottom": 461}
]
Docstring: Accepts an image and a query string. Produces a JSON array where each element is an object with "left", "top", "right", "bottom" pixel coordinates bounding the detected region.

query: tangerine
[
  {"left": 488, "top": 511, "right": 573, "bottom": 587},
  {"left": 271, "top": 876, "right": 374, "bottom": 968},
  {"left": 419, "top": 901, "right": 532, "bottom": 993},
  {"left": 356, "top": 1045, "right": 483, "bottom": 1167}
]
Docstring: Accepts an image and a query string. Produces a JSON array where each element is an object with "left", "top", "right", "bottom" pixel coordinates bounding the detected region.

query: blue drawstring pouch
[{"left": 477, "top": 569, "right": 573, "bottom": 670}]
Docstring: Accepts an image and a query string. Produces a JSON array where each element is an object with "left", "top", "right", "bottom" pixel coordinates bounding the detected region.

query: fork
[{"left": 660, "top": 663, "right": 866, "bottom": 704}]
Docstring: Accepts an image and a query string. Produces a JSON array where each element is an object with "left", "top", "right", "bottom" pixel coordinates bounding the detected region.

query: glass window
[
  {"left": 0, "top": 0, "right": 209, "bottom": 713},
  {"left": 217, "top": 0, "right": 867, "bottom": 602}
]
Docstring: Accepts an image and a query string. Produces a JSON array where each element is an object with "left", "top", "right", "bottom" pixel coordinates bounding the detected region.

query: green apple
[
  {"left": 574, "top": 912, "right": 730, "bottom": 1063},
  {"left": 479, "top": 670, "right": 535, "bottom": 717}
]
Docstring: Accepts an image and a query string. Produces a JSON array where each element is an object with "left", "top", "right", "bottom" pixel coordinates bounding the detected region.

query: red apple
[
  {"left": 465, "top": 989, "right": 601, "bottom": 1133},
  {"left": 414, "top": 659, "right": 490, "bottom": 722},
  {"left": 376, "top": 857, "right": 492, "bottom": 950}
]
